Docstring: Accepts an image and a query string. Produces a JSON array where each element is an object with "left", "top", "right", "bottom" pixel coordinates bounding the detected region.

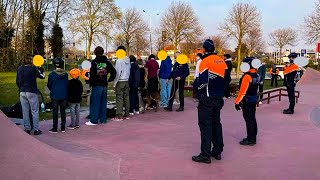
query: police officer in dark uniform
[
  {"left": 283, "top": 53, "right": 299, "bottom": 114},
  {"left": 235, "top": 57, "right": 261, "bottom": 146},
  {"left": 192, "top": 39, "right": 227, "bottom": 164}
]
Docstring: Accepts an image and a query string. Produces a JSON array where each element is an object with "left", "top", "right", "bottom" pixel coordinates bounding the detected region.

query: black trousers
[
  {"left": 242, "top": 102, "right": 257, "bottom": 142},
  {"left": 168, "top": 79, "right": 185, "bottom": 108},
  {"left": 52, "top": 99, "right": 67, "bottom": 130},
  {"left": 198, "top": 97, "right": 224, "bottom": 157},
  {"left": 224, "top": 78, "right": 231, "bottom": 98},
  {"left": 147, "top": 76, "right": 159, "bottom": 93},
  {"left": 271, "top": 74, "right": 278, "bottom": 87},
  {"left": 258, "top": 83, "right": 264, "bottom": 100},
  {"left": 129, "top": 87, "right": 139, "bottom": 113},
  {"left": 286, "top": 85, "right": 295, "bottom": 111}
]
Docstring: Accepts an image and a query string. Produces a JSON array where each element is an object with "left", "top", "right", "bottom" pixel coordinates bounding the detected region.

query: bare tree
[
  {"left": 0, "top": 0, "right": 24, "bottom": 28},
  {"left": 304, "top": 0, "right": 320, "bottom": 44},
  {"left": 50, "top": 0, "right": 71, "bottom": 24},
  {"left": 244, "top": 26, "right": 265, "bottom": 56},
  {"left": 160, "top": 1, "right": 203, "bottom": 52},
  {"left": 220, "top": 2, "right": 261, "bottom": 76},
  {"left": 209, "top": 35, "right": 229, "bottom": 55},
  {"left": 68, "top": 0, "right": 120, "bottom": 59},
  {"left": 269, "top": 27, "right": 297, "bottom": 63},
  {"left": 115, "top": 8, "right": 148, "bottom": 54}
]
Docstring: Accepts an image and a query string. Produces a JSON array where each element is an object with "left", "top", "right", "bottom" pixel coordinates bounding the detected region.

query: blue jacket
[
  {"left": 47, "top": 69, "right": 68, "bottom": 100},
  {"left": 170, "top": 62, "right": 190, "bottom": 79},
  {"left": 159, "top": 56, "right": 172, "bottom": 79},
  {"left": 16, "top": 65, "right": 45, "bottom": 93}
]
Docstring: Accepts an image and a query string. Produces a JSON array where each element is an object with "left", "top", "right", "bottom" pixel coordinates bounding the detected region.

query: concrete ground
[{"left": 0, "top": 68, "right": 320, "bottom": 180}]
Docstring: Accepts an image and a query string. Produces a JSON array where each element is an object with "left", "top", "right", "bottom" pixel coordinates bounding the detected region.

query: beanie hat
[{"left": 203, "top": 39, "right": 215, "bottom": 53}]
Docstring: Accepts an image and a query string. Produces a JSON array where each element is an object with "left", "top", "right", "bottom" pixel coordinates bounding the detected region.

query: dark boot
[
  {"left": 240, "top": 138, "right": 256, "bottom": 146},
  {"left": 192, "top": 154, "right": 211, "bottom": 164},
  {"left": 283, "top": 109, "right": 290, "bottom": 113},
  {"left": 211, "top": 152, "right": 222, "bottom": 160},
  {"left": 283, "top": 110, "right": 294, "bottom": 114},
  {"left": 176, "top": 107, "right": 184, "bottom": 112}
]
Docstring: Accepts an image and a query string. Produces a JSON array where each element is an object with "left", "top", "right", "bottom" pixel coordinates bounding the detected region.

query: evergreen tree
[
  {"left": 50, "top": 23, "right": 64, "bottom": 58},
  {"left": 25, "top": 9, "right": 45, "bottom": 56}
]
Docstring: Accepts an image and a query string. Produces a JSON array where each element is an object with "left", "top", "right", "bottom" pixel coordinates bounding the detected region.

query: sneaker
[
  {"left": 192, "top": 154, "right": 211, "bottom": 164},
  {"left": 61, "top": 127, "right": 66, "bottom": 133},
  {"left": 164, "top": 107, "right": 172, "bottom": 112},
  {"left": 67, "top": 125, "right": 76, "bottom": 130},
  {"left": 159, "top": 104, "right": 167, "bottom": 108},
  {"left": 33, "top": 130, "right": 42, "bottom": 135},
  {"left": 129, "top": 113, "right": 134, "bottom": 116},
  {"left": 85, "top": 121, "right": 98, "bottom": 126},
  {"left": 49, "top": 128, "right": 58, "bottom": 134},
  {"left": 135, "top": 111, "right": 140, "bottom": 115},
  {"left": 111, "top": 117, "right": 123, "bottom": 122},
  {"left": 259, "top": 101, "right": 262, "bottom": 105},
  {"left": 75, "top": 125, "right": 80, "bottom": 129},
  {"left": 24, "top": 129, "right": 31, "bottom": 134}
]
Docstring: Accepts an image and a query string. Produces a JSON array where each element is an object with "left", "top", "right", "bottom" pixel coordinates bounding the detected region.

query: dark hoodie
[
  {"left": 129, "top": 62, "right": 140, "bottom": 89},
  {"left": 68, "top": 78, "right": 83, "bottom": 103},
  {"left": 47, "top": 69, "right": 68, "bottom": 100},
  {"left": 90, "top": 56, "right": 116, "bottom": 87},
  {"left": 159, "top": 56, "right": 172, "bottom": 79}
]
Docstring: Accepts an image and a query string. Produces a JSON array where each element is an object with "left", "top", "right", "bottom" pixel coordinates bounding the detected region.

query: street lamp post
[{"left": 143, "top": 10, "right": 159, "bottom": 55}]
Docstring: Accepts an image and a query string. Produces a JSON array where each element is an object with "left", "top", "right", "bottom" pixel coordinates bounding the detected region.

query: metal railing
[{"left": 257, "top": 88, "right": 300, "bottom": 107}]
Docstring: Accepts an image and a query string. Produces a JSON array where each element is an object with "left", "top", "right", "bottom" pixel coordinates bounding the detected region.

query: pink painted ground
[{"left": 0, "top": 68, "right": 320, "bottom": 180}]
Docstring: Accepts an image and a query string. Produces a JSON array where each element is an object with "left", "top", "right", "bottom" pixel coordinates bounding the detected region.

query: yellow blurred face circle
[
  {"left": 176, "top": 54, "right": 188, "bottom": 64},
  {"left": 116, "top": 49, "right": 126, "bottom": 60},
  {"left": 157, "top": 50, "right": 167, "bottom": 61},
  {"left": 33, "top": 55, "right": 44, "bottom": 67}
]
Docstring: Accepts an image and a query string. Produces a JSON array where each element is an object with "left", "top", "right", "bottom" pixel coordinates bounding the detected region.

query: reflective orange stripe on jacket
[
  {"left": 199, "top": 55, "right": 226, "bottom": 78},
  {"left": 235, "top": 69, "right": 256, "bottom": 104},
  {"left": 284, "top": 64, "right": 299, "bottom": 75},
  {"left": 269, "top": 68, "right": 279, "bottom": 74}
]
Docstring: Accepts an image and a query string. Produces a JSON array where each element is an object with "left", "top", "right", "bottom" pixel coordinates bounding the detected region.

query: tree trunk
[
  {"left": 87, "top": 33, "right": 93, "bottom": 59},
  {"left": 279, "top": 47, "right": 282, "bottom": 64},
  {"left": 236, "top": 42, "right": 242, "bottom": 79}
]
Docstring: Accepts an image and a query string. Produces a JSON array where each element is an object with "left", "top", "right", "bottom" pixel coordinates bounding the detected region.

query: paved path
[{"left": 0, "top": 68, "right": 320, "bottom": 180}]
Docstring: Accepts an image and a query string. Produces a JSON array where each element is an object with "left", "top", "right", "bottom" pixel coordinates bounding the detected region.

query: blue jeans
[
  {"left": 90, "top": 86, "right": 107, "bottom": 124},
  {"left": 160, "top": 78, "right": 171, "bottom": 106},
  {"left": 70, "top": 103, "right": 80, "bottom": 126},
  {"left": 20, "top": 92, "right": 39, "bottom": 130}
]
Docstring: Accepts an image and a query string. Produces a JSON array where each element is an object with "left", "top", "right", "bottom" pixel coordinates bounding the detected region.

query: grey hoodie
[{"left": 113, "top": 56, "right": 131, "bottom": 87}]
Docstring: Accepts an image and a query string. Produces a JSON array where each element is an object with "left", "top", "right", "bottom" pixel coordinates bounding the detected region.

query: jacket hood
[
  {"left": 53, "top": 69, "right": 67, "bottom": 79},
  {"left": 165, "top": 56, "right": 172, "bottom": 62}
]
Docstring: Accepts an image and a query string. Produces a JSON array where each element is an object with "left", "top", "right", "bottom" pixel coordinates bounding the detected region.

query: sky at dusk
[{"left": 112, "top": 0, "right": 317, "bottom": 53}]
